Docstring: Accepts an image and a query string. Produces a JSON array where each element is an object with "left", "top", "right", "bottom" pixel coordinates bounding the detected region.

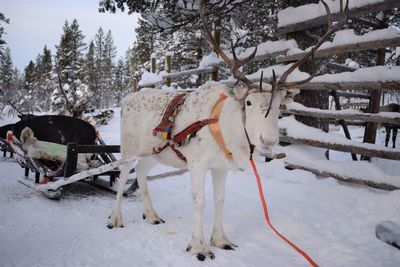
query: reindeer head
[{"left": 200, "top": 0, "right": 348, "bottom": 153}]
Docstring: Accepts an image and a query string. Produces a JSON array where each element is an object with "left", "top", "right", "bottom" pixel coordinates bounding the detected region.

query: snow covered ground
[{"left": 0, "top": 110, "right": 399, "bottom": 267}]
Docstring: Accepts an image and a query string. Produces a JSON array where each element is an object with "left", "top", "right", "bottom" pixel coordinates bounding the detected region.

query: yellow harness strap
[{"left": 209, "top": 93, "right": 233, "bottom": 160}]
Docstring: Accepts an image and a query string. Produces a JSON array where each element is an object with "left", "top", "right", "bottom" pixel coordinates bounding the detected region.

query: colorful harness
[{"left": 152, "top": 92, "right": 232, "bottom": 162}]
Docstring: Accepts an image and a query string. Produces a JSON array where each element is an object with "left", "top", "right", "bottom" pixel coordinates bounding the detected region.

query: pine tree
[
  {"left": 129, "top": 18, "right": 154, "bottom": 77},
  {"left": 0, "top": 47, "right": 13, "bottom": 108},
  {"left": 21, "top": 61, "right": 35, "bottom": 112},
  {"left": 103, "top": 30, "right": 117, "bottom": 107},
  {"left": 113, "top": 57, "right": 127, "bottom": 104},
  {"left": 0, "top": 13, "right": 10, "bottom": 61},
  {"left": 70, "top": 19, "right": 86, "bottom": 84},
  {"left": 53, "top": 19, "right": 90, "bottom": 116},
  {"left": 93, "top": 27, "right": 106, "bottom": 108},
  {"left": 84, "top": 41, "right": 96, "bottom": 107},
  {"left": 33, "top": 46, "right": 55, "bottom": 111}
]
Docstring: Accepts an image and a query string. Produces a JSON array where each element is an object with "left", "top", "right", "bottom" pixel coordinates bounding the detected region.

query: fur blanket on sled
[{"left": 20, "top": 127, "right": 93, "bottom": 170}]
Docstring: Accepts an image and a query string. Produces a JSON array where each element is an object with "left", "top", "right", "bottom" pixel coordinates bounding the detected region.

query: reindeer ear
[
  {"left": 231, "top": 86, "right": 248, "bottom": 100},
  {"left": 280, "top": 89, "right": 300, "bottom": 105}
]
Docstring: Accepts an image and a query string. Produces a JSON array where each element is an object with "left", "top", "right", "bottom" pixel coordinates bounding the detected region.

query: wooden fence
[{"left": 135, "top": 1, "right": 400, "bottom": 190}]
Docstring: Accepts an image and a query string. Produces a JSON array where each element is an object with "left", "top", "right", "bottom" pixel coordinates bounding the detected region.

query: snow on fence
[
  {"left": 136, "top": 38, "right": 299, "bottom": 90},
  {"left": 277, "top": 0, "right": 399, "bottom": 34},
  {"left": 277, "top": 28, "right": 400, "bottom": 63},
  {"left": 283, "top": 102, "right": 400, "bottom": 125},
  {"left": 279, "top": 116, "right": 400, "bottom": 161},
  {"left": 284, "top": 157, "right": 400, "bottom": 191},
  {"left": 245, "top": 65, "right": 400, "bottom": 92}
]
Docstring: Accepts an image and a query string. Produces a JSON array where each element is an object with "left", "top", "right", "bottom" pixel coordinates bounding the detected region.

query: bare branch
[{"left": 199, "top": 0, "right": 256, "bottom": 89}]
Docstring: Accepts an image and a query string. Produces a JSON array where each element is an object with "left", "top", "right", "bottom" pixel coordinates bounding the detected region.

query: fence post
[
  {"left": 132, "top": 78, "right": 138, "bottom": 92},
  {"left": 211, "top": 20, "right": 221, "bottom": 81},
  {"left": 165, "top": 52, "right": 172, "bottom": 87},
  {"left": 151, "top": 53, "right": 157, "bottom": 74},
  {"left": 362, "top": 48, "right": 384, "bottom": 160}
]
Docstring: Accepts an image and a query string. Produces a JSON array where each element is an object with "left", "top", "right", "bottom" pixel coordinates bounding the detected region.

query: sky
[{"left": 1, "top": 0, "right": 139, "bottom": 70}]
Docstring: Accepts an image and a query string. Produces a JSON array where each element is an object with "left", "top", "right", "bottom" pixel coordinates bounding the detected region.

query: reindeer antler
[
  {"left": 276, "top": 0, "right": 349, "bottom": 89},
  {"left": 199, "top": 0, "right": 257, "bottom": 89}
]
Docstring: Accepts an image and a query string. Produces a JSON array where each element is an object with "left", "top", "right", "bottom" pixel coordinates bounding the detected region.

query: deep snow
[{"left": 0, "top": 110, "right": 400, "bottom": 267}]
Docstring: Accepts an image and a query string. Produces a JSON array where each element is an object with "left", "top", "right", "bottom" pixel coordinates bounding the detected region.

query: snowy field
[{"left": 0, "top": 110, "right": 399, "bottom": 267}]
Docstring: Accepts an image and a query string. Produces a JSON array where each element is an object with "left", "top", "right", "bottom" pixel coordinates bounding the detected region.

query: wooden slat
[
  {"left": 277, "top": 36, "right": 400, "bottom": 63},
  {"left": 283, "top": 107, "right": 400, "bottom": 125},
  {"left": 296, "top": 81, "right": 400, "bottom": 91},
  {"left": 285, "top": 162, "right": 399, "bottom": 191},
  {"left": 278, "top": 0, "right": 399, "bottom": 34},
  {"left": 279, "top": 135, "right": 400, "bottom": 160},
  {"left": 334, "top": 92, "right": 370, "bottom": 99}
]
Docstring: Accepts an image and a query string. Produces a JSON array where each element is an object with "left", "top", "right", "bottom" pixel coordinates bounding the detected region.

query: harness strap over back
[{"left": 209, "top": 93, "right": 233, "bottom": 160}]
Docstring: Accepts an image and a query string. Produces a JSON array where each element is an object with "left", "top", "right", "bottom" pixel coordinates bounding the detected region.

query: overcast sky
[{"left": 1, "top": 0, "right": 139, "bottom": 70}]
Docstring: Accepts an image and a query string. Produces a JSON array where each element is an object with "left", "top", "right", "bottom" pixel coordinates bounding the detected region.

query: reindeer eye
[{"left": 246, "top": 100, "right": 252, "bottom": 106}]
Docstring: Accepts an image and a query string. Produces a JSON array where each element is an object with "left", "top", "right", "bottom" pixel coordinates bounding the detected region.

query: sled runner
[{"left": 1, "top": 115, "right": 138, "bottom": 199}]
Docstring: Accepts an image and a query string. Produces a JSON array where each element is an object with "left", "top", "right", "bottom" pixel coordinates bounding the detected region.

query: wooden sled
[{"left": 2, "top": 115, "right": 138, "bottom": 199}]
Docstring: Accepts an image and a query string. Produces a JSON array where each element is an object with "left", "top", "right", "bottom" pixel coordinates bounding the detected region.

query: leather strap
[{"left": 209, "top": 93, "right": 233, "bottom": 160}]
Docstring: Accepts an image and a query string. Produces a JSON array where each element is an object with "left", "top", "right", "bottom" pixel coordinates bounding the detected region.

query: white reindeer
[{"left": 107, "top": 0, "right": 348, "bottom": 261}]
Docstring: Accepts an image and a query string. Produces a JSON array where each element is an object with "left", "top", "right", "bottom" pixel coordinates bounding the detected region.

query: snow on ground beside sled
[{"left": 1, "top": 110, "right": 400, "bottom": 267}]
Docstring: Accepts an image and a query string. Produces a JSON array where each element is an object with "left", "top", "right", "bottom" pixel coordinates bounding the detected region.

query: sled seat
[{"left": 9, "top": 115, "right": 119, "bottom": 178}]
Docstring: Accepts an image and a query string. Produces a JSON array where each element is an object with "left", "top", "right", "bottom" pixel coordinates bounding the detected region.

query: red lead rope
[{"left": 249, "top": 159, "right": 319, "bottom": 267}]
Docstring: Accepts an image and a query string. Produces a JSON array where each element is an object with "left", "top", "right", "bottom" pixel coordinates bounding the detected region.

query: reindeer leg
[
  {"left": 107, "top": 159, "right": 136, "bottom": 229},
  {"left": 186, "top": 163, "right": 215, "bottom": 261},
  {"left": 137, "top": 157, "right": 164, "bottom": 225},
  {"left": 210, "top": 169, "right": 237, "bottom": 250}
]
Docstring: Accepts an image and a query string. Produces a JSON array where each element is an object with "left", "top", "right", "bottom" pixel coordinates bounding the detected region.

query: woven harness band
[{"left": 152, "top": 92, "right": 232, "bottom": 162}]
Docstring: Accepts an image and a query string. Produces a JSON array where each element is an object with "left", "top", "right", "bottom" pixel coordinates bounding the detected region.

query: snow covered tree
[
  {"left": 128, "top": 18, "right": 154, "bottom": 78},
  {"left": 0, "top": 46, "right": 13, "bottom": 109},
  {"left": 0, "top": 12, "right": 10, "bottom": 61},
  {"left": 84, "top": 41, "right": 97, "bottom": 104},
  {"left": 103, "top": 30, "right": 117, "bottom": 107},
  {"left": 32, "top": 46, "right": 56, "bottom": 111},
  {"left": 99, "top": 0, "right": 249, "bottom": 33},
  {"left": 55, "top": 19, "right": 86, "bottom": 89},
  {"left": 113, "top": 57, "right": 128, "bottom": 104},
  {"left": 92, "top": 27, "right": 106, "bottom": 108},
  {"left": 53, "top": 19, "right": 90, "bottom": 117}
]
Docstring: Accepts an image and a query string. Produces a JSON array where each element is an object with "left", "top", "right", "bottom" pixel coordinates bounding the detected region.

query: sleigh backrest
[{"left": 12, "top": 115, "right": 96, "bottom": 145}]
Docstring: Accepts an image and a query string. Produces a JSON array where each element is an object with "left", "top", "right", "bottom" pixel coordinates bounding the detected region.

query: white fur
[
  {"left": 108, "top": 83, "right": 297, "bottom": 259},
  {"left": 20, "top": 127, "right": 91, "bottom": 170}
]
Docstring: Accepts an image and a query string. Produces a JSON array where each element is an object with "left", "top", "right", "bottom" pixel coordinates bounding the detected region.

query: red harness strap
[
  {"left": 153, "top": 93, "right": 230, "bottom": 162},
  {"left": 153, "top": 118, "right": 218, "bottom": 162}
]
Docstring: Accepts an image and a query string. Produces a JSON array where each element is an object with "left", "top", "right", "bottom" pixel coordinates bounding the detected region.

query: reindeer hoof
[
  {"left": 221, "top": 244, "right": 235, "bottom": 250},
  {"left": 153, "top": 219, "right": 165, "bottom": 225},
  {"left": 143, "top": 214, "right": 165, "bottom": 225},
  {"left": 196, "top": 253, "right": 206, "bottom": 261},
  {"left": 196, "top": 251, "right": 215, "bottom": 261},
  {"left": 186, "top": 243, "right": 215, "bottom": 261},
  {"left": 107, "top": 223, "right": 123, "bottom": 229}
]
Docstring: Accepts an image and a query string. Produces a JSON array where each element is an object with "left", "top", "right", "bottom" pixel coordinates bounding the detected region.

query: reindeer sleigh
[{"left": 0, "top": 115, "right": 138, "bottom": 199}]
